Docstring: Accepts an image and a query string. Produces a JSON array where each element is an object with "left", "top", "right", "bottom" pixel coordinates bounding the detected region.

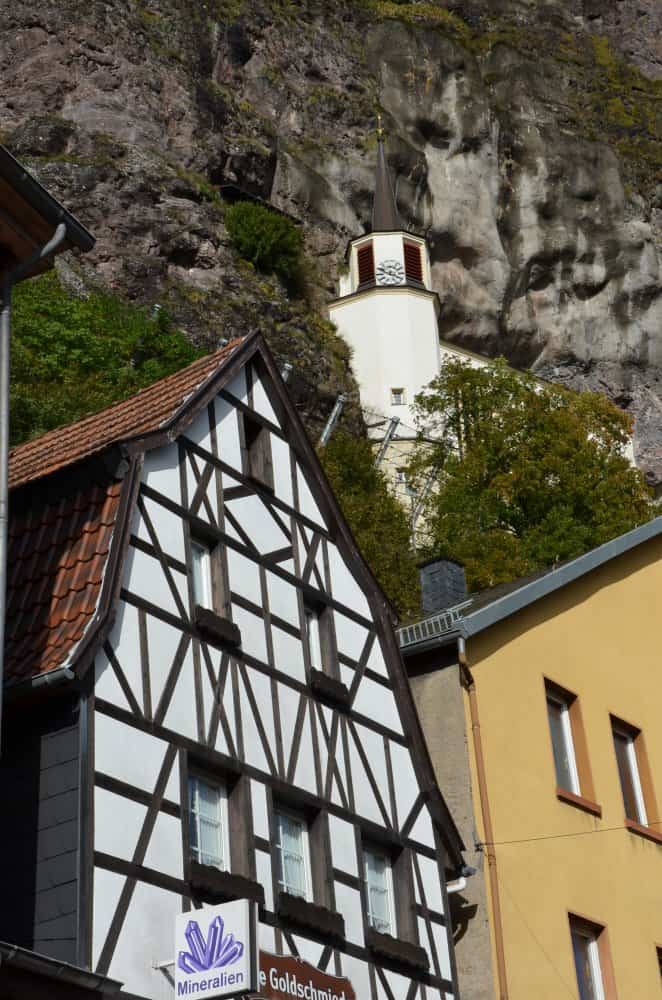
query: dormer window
[
  {"left": 403, "top": 240, "right": 423, "bottom": 284},
  {"left": 357, "top": 242, "right": 375, "bottom": 287}
]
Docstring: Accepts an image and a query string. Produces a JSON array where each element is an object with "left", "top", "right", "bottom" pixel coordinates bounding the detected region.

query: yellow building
[{"left": 400, "top": 522, "right": 662, "bottom": 999}]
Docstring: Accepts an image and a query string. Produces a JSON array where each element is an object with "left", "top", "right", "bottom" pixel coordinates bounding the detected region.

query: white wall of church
[{"left": 330, "top": 289, "right": 441, "bottom": 435}]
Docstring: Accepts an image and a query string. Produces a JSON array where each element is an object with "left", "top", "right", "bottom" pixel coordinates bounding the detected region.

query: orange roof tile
[
  {"left": 9, "top": 338, "right": 244, "bottom": 490},
  {"left": 6, "top": 337, "right": 247, "bottom": 685}
]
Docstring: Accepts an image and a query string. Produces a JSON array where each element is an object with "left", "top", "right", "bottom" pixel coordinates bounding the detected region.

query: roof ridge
[{"left": 9, "top": 337, "right": 245, "bottom": 490}]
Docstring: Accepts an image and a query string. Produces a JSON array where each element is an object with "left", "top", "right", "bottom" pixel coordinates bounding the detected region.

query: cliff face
[{"left": 1, "top": 1, "right": 661, "bottom": 476}]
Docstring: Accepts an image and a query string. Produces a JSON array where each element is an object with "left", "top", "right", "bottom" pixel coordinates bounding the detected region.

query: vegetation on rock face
[
  {"left": 225, "top": 201, "right": 304, "bottom": 289},
  {"left": 409, "top": 359, "right": 654, "bottom": 592},
  {"left": 10, "top": 271, "right": 201, "bottom": 446},
  {"left": 321, "top": 432, "right": 421, "bottom": 621}
]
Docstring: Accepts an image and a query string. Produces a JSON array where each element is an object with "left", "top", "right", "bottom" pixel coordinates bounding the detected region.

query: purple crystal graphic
[{"left": 177, "top": 915, "right": 244, "bottom": 975}]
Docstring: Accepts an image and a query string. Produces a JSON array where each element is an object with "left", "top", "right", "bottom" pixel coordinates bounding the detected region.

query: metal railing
[{"left": 397, "top": 601, "right": 471, "bottom": 649}]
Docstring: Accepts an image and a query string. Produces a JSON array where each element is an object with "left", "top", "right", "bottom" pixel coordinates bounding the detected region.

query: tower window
[
  {"left": 403, "top": 240, "right": 423, "bottom": 284},
  {"left": 391, "top": 387, "right": 406, "bottom": 406},
  {"left": 357, "top": 242, "right": 375, "bottom": 287}
]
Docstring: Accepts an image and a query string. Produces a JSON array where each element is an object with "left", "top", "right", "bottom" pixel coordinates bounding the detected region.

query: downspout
[
  {"left": 459, "top": 635, "right": 509, "bottom": 999},
  {"left": 0, "top": 223, "right": 67, "bottom": 755}
]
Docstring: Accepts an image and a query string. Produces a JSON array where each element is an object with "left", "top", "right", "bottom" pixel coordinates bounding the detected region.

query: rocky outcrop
[{"left": 1, "top": 1, "right": 661, "bottom": 476}]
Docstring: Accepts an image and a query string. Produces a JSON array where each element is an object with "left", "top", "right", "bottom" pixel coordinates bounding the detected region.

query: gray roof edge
[
  {"left": 463, "top": 515, "right": 662, "bottom": 637},
  {"left": 0, "top": 145, "right": 95, "bottom": 251}
]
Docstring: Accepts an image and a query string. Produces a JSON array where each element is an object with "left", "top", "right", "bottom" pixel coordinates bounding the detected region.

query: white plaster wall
[{"left": 330, "top": 289, "right": 441, "bottom": 435}]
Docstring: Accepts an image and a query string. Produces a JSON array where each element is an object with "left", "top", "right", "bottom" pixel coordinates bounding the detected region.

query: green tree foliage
[
  {"left": 225, "top": 200, "right": 303, "bottom": 287},
  {"left": 10, "top": 271, "right": 201, "bottom": 445},
  {"left": 321, "top": 432, "right": 421, "bottom": 621},
  {"left": 409, "top": 359, "right": 654, "bottom": 592}
]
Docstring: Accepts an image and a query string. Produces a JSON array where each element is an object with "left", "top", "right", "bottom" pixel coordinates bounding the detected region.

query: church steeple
[{"left": 371, "top": 118, "right": 401, "bottom": 232}]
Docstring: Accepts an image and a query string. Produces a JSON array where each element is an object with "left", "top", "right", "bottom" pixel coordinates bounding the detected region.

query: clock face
[{"left": 376, "top": 258, "right": 405, "bottom": 285}]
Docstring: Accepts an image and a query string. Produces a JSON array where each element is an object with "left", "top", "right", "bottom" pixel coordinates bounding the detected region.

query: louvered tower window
[
  {"left": 403, "top": 240, "right": 423, "bottom": 284},
  {"left": 357, "top": 242, "right": 375, "bottom": 287}
]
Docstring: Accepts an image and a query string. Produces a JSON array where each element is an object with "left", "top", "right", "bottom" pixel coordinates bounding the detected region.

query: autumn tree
[{"left": 409, "top": 358, "right": 654, "bottom": 592}]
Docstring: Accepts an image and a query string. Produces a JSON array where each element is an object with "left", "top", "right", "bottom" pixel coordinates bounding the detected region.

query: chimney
[{"left": 419, "top": 559, "right": 467, "bottom": 615}]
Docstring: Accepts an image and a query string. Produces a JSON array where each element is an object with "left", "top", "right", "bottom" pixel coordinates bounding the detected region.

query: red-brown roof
[
  {"left": 6, "top": 338, "right": 246, "bottom": 686},
  {"left": 5, "top": 474, "right": 122, "bottom": 684},
  {"left": 9, "top": 338, "right": 244, "bottom": 490}
]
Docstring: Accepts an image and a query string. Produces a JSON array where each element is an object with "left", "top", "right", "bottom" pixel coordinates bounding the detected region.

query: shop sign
[
  {"left": 174, "top": 900, "right": 258, "bottom": 998},
  {"left": 258, "top": 951, "right": 356, "bottom": 1000}
]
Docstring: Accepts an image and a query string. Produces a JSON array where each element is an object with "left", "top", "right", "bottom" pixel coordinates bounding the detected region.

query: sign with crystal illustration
[
  {"left": 257, "top": 952, "right": 356, "bottom": 1000},
  {"left": 174, "top": 899, "right": 257, "bottom": 998}
]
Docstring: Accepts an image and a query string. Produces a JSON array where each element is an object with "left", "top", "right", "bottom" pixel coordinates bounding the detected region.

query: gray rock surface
[{"left": 1, "top": 0, "right": 661, "bottom": 477}]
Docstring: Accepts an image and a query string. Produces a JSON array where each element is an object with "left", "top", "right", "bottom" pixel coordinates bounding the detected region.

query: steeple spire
[{"left": 371, "top": 115, "right": 401, "bottom": 233}]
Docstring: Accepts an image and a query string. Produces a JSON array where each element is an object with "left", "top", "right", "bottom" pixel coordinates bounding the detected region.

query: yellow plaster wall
[{"left": 466, "top": 535, "right": 662, "bottom": 998}]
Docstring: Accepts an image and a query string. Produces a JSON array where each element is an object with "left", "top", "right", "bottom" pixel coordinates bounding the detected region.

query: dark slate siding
[{"left": 0, "top": 696, "right": 80, "bottom": 963}]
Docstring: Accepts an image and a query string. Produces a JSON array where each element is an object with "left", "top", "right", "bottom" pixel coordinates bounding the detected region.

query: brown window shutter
[
  {"left": 403, "top": 241, "right": 423, "bottom": 283},
  {"left": 357, "top": 242, "right": 375, "bottom": 286}
]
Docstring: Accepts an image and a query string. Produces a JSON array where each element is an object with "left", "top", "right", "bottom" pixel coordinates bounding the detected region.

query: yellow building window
[
  {"left": 610, "top": 715, "right": 661, "bottom": 843},
  {"left": 544, "top": 680, "right": 600, "bottom": 816},
  {"left": 569, "top": 914, "right": 615, "bottom": 1000}
]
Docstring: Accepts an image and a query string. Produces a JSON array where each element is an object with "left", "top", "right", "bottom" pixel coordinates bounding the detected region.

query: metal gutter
[
  {"left": 0, "top": 940, "right": 123, "bottom": 993},
  {"left": 0, "top": 145, "right": 94, "bottom": 253},
  {"left": 4, "top": 665, "right": 76, "bottom": 700},
  {"left": 462, "top": 514, "right": 662, "bottom": 638}
]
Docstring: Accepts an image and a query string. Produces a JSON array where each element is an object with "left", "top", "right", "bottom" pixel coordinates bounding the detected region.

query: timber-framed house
[{"left": 0, "top": 333, "right": 464, "bottom": 1000}]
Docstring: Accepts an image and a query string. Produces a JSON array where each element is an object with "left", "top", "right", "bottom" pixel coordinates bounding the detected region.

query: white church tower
[{"left": 329, "top": 126, "right": 442, "bottom": 444}]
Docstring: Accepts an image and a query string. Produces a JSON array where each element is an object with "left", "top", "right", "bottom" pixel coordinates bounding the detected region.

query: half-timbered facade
[{"left": 0, "top": 333, "right": 464, "bottom": 1000}]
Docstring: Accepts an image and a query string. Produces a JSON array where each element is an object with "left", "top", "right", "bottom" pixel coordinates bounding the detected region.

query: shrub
[
  {"left": 225, "top": 200, "right": 303, "bottom": 286},
  {"left": 10, "top": 271, "right": 201, "bottom": 445}
]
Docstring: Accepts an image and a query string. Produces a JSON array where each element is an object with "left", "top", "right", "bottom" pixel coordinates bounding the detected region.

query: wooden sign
[{"left": 258, "top": 952, "right": 356, "bottom": 1000}]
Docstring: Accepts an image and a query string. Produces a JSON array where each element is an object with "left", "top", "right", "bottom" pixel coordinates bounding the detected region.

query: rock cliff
[{"left": 1, "top": 1, "right": 661, "bottom": 475}]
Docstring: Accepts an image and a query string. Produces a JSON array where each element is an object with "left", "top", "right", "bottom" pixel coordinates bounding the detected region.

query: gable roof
[
  {"left": 399, "top": 515, "right": 662, "bottom": 654},
  {"left": 9, "top": 338, "right": 245, "bottom": 491},
  {"left": 6, "top": 338, "right": 248, "bottom": 688}
]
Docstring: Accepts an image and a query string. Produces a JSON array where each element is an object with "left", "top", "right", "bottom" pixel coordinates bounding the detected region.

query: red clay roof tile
[{"left": 6, "top": 339, "right": 246, "bottom": 685}]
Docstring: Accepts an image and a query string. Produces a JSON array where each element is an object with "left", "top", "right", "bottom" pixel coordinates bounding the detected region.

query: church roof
[{"left": 371, "top": 136, "right": 401, "bottom": 232}]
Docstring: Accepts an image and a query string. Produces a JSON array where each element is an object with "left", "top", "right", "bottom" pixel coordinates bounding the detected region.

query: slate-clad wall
[{"left": 0, "top": 696, "right": 80, "bottom": 962}]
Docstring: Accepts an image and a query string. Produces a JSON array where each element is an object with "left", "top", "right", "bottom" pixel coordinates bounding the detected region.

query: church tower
[{"left": 329, "top": 126, "right": 442, "bottom": 448}]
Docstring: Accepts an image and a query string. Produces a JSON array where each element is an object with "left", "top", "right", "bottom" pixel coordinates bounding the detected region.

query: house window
[
  {"left": 274, "top": 810, "right": 311, "bottom": 900},
  {"left": 569, "top": 916, "right": 611, "bottom": 1000},
  {"left": 544, "top": 680, "right": 598, "bottom": 812},
  {"left": 243, "top": 412, "right": 273, "bottom": 490},
  {"left": 191, "top": 539, "right": 213, "bottom": 609},
  {"left": 305, "top": 606, "right": 323, "bottom": 671},
  {"left": 357, "top": 242, "right": 375, "bottom": 287},
  {"left": 391, "top": 387, "right": 406, "bottom": 406},
  {"left": 546, "top": 688, "right": 580, "bottom": 795},
  {"left": 611, "top": 717, "right": 651, "bottom": 825},
  {"left": 188, "top": 775, "right": 228, "bottom": 870},
  {"left": 304, "top": 603, "right": 337, "bottom": 678},
  {"left": 363, "top": 846, "right": 395, "bottom": 936},
  {"left": 403, "top": 240, "right": 423, "bottom": 283}
]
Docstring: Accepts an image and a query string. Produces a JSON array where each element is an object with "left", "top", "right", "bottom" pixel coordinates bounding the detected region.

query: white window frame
[
  {"left": 546, "top": 691, "right": 581, "bottom": 795},
  {"left": 613, "top": 724, "right": 648, "bottom": 825},
  {"left": 188, "top": 775, "right": 229, "bottom": 871},
  {"left": 363, "top": 846, "right": 396, "bottom": 937},
  {"left": 304, "top": 607, "right": 323, "bottom": 672},
  {"left": 390, "top": 387, "right": 406, "bottom": 407},
  {"left": 191, "top": 539, "right": 213, "bottom": 609},
  {"left": 571, "top": 923, "right": 606, "bottom": 1000},
  {"left": 274, "top": 809, "right": 312, "bottom": 901}
]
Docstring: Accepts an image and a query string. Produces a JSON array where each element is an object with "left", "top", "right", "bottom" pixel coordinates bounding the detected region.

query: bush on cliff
[{"left": 225, "top": 200, "right": 303, "bottom": 287}]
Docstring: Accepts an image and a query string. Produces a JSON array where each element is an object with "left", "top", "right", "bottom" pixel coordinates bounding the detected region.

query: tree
[
  {"left": 409, "top": 358, "right": 654, "bottom": 592},
  {"left": 320, "top": 432, "right": 421, "bottom": 620},
  {"left": 10, "top": 271, "right": 201, "bottom": 445}
]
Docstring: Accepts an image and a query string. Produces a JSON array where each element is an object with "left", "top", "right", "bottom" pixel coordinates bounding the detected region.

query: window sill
[
  {"left": 189, "top": 862, "right": 265, "bottom": 905},
  {"left": 194, "top": 605, "right": 241, "bottom": 648},
  {"left": 365, "top": 927, "right": 429, "bottom": 972},
  {"left": 624, "top": 819, "right": 662, "bottom": 845},
  {"left": 556, "top": 788, "right": 602, "bottom": 818},
  {"left": 309, "top": 668, "right": 350, "bottom": 708},
  {"left": 276, "top": 892, "right": 345, "bottom": 942}
]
